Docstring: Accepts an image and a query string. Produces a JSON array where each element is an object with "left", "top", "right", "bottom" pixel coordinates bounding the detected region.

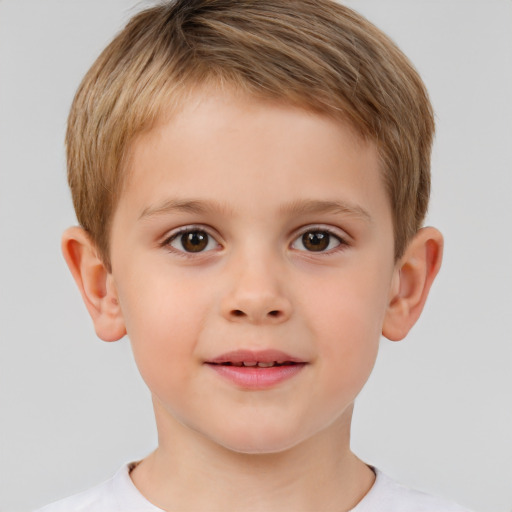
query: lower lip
[{"left": 206, "top": 363, "right": 306, "bottom": 389}]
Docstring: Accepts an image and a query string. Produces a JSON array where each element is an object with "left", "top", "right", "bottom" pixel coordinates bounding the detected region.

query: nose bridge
[{"left": 221, "top": 242, "right": 292, "bottom": 324}]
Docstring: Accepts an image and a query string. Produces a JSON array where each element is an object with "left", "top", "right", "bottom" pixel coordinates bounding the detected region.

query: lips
[
  {"left": 207, "top": 349, "right": 304, "bottom": 365},
  {"left": 217, "top": 361, "right": 295, "bottom": 368},
  {"left": 205, "top": 350, "right": 307, "bottom": 389}
]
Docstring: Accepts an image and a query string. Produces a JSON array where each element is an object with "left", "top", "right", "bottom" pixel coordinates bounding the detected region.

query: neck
[{"left": 131, "top": 402, "right": 375, "bottom": 512}]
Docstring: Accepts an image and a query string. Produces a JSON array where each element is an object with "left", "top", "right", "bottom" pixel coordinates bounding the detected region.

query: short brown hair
[{"left": 66, "top": 0, "right": 434, "bottom": 268}]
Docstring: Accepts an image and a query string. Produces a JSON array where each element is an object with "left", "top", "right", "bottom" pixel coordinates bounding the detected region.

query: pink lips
[{"left": 205, "top": 349, "right": 306, "bottom": 389}]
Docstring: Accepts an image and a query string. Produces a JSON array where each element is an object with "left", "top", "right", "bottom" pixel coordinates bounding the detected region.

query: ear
[
  {"left": 61, "top": 226, "right": 126, "bottom": 342},
  {"left": 382, "top": 227, "right": 443, "bottom": 341}
]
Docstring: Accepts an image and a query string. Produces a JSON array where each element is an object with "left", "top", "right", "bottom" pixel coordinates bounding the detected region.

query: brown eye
[
  {"left": 181, "top": 231, "right": 208, "bottom": 252},
  {"left": 291, "top": 229, "right": 342, "bottom": 253},
  {"left": 302, "top": 231, "right": 330, "bottom": 251},
  {"left": 169, "top": 229, "right": 217, "bottom": 253}
]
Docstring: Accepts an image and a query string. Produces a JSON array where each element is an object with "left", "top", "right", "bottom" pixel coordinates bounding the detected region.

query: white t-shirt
[{"left": 35, "top": 464, "right": 471, "bottom": 512}]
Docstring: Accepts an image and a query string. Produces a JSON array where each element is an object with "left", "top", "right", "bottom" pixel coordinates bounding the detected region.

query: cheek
[
  {"left": 118, "top": 265, "right": 208, "bottom": 335},
  {"left": 302, "top": 266, "right": 390, "bottom": 389},
  {"left": 116, "top": 271, "right": 210, "bottom": 390},
  {"left": 307, "top": 267, "right": 389, "bottom": 344}
]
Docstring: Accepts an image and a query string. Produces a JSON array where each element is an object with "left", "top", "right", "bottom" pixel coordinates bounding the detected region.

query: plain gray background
[{"left": 1, "top": 1, "right": 511, "bottom": 511}]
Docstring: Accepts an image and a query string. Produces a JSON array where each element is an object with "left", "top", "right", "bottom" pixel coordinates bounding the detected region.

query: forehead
[
  {"left": 125, "top": 84, "right": 373, "bottom": 169},
  {"left": 118, "top": 88, "right": 387, "bottom": 224}
]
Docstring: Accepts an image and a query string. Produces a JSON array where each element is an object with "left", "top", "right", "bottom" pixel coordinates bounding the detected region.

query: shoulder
[
  {"left": 33, "top": 464, "right": 162, "bottom": 512},
  {"left": 33, "top": 469, "right": 121, "bottom": 512},
  {"left": 352, "top": 468, "right": 472, "bottom": 512}
]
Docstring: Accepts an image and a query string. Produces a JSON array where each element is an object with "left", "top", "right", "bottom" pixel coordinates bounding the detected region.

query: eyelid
[
  {"left": 159, "top": 223, "right": 350, "bottom": 255},
  {"left": 290, "top": 224, "right": 350, "bottom": 252},
  {"left": 162, "top": 224, "right": 222, "bottom": 253},
  {"left": 296, "top": 224, "right": 351, "bottom": 240}
]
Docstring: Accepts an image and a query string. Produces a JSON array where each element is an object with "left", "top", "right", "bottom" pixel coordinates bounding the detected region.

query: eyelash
[
  {"left": 290, "top": 226, "right": 348, "bottom": 254},
  {"left": 161, "top": 225, "right": 349, "bottom": 256},
  {"left": 162, "top": 225, "right": 220, "bottom": 257}
]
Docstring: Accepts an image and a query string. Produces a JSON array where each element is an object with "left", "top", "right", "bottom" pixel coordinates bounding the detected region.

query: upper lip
[{"left": 206, "top": 349, "right": 305, "bottom": 365}]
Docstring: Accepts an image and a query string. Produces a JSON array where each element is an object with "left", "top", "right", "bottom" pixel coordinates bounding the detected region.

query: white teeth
[{"left": 229, "top": 361, "right": 278, "bottom": 367}]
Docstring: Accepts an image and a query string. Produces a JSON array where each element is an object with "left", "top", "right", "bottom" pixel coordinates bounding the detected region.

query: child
[{"left": 36, "top": 1, "right": 471, "bottom": 510}]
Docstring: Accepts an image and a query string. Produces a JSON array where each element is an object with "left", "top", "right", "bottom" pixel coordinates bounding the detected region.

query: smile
[
  {"left": 205, "top": 350, "right": 307, "bottom": 389},
  {"left": 215, "top": 361, "right": 300, "bottom": 368}
]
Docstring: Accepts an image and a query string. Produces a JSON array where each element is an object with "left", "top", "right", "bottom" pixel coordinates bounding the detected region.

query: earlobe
[
  {"left": 61, "top": 227, "right": 126, "bottom": 342},
  {"left": 382, "top": 227, "right": 443, "bottom": 341}
]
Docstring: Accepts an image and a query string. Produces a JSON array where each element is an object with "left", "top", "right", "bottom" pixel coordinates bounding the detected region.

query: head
[
  {"left": 66, "top": 0, "right": 434, "bottom": 269},
  {"left": 62, "top": 0, "right": 443, "bottom": 455}
]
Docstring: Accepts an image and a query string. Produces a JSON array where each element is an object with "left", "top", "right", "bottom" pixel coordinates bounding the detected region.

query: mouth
[
  {"left": 206, "top": 349, "right": 305, "bottom": 366},
  {"left": 211, "top": 361, "right": 301, "bottom": 368},
  {"left": 205, "top": 350, "right": 307, "bottom": 389}
]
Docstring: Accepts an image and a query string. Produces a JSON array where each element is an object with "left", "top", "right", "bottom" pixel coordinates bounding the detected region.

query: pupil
[
  {"left": 303, "top": 231, "right": 329, "bottom": 251},
  {"left": 182, "top": 231, "right": 208, "bottom": 252}
]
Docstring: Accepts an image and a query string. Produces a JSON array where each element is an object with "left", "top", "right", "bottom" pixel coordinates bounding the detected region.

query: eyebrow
[
  {"left": 139, "top": 198, "right": 232, "bottom": 220},
  {"left": 139, "top": 198, "right": 372, "bottom": 223},
  {"left": 279, "top": 199, "right": 372, "bottom": 223}
]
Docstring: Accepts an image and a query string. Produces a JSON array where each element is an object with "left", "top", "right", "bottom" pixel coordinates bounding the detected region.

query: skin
[{"left": 63, "top": 87, "right": 443, "bottom": 511}]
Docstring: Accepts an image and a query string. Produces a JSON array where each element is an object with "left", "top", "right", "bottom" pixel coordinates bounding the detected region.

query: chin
[{"left": 211, "top": 427, "right": 307, "bottom": 456}]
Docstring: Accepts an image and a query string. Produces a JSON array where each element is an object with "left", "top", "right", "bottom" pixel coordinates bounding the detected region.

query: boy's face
[{"left": 108, "top": 88, "right": 398, "bottom": 454}]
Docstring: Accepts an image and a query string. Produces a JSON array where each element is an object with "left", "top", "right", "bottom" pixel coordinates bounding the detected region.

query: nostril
[{"left": 226, "top": 308, "right": 288, "bottom": 322}]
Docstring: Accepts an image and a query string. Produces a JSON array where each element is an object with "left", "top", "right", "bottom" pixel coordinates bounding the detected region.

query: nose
[{"left": 220, "top": 254, "right": 292, "bottom": 325}]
